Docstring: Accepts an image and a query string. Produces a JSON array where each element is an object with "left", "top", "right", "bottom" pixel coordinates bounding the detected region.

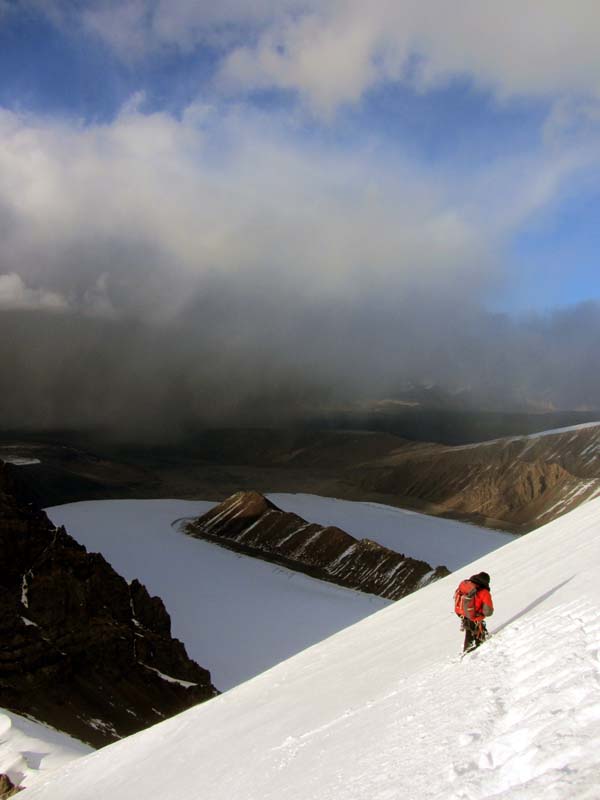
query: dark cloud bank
[{"left": 3, "top": 287, "right": 600, "bottom": 443}]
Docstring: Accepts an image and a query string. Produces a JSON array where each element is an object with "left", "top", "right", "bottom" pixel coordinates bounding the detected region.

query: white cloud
[
  {"left": 0, "top": 272, "right": 67, "bottom": 311},
  {"left": 48, "top": 1, "right": 600, "bottom": 113},
  {"left": 0, "top": 95, "right": 594, "bottom": 326},
  {"left": 220, "top": 1, "right": 600, "bottom": 113},
  {"left": 0, "top": 102, "right": 489, "bottom": 320}
]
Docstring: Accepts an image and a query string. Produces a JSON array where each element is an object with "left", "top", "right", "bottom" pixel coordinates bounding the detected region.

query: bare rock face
[
  {"left": 0, "top": 463, "right": 217, "bottom": 748},
  {"left": 0, "top": 774, "right": 23, "bottom": 798},
  {"left": 186, "top": 491, "right": 448, "bottom": 601}
]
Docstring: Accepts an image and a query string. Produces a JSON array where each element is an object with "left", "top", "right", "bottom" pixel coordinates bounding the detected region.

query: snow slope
[
  {"left": 34, "top": 494, "right": 600, "bottom": 799},
  {"left": 0, "top": 710, "right": 91, "bottom": 790},
  {"left": 47, "top": 496, "right": 509, "bottom": 690},
  {"left": 47, "top": 499, "right": 389, "bottom": 691}
]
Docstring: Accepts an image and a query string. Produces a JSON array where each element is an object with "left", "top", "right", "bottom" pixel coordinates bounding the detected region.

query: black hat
[{"left": 470, "top": 571, "right": 490, "bottom": 588}]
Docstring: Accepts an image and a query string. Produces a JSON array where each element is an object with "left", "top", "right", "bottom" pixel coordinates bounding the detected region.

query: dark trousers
[{"left": 463, "top": 618, "right": 487, "bottom": 652}]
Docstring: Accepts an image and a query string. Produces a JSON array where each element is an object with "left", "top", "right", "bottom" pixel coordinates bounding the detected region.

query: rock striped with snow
[{"left": 186, "top": 491, "right": 448, "bottom": 600}]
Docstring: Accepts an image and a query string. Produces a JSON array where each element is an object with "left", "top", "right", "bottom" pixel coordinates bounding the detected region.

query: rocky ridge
[
  {"left": 0, "top": 462, "right": 217, "bottom": 748},
  {"left": 185, "top": 491, "right": 448, "bottom": 601}
]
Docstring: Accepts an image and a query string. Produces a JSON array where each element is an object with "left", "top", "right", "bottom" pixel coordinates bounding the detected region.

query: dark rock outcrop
[
  {"left": 185, "top": 491, "right": 448, "bottom": 601},
  {"left": 0, "top": 463, "right": 217, "bottom": 748},
  {"left": 0, "top": 774, "right": 23, "bottom": 798}
]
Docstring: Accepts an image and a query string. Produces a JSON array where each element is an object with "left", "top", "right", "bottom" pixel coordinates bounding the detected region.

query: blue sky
[{"left": 1, "top": 1, "right": 600, "bottom": 421}]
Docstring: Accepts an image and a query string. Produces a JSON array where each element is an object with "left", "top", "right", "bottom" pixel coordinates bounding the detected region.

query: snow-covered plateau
[{"left": 14, "top": 491, "right": 599, "bottom": 798}]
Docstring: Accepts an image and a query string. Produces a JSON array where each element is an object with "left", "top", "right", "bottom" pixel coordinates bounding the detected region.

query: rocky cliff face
[
  {"left": 353, "top": 425, "right": 600, "bottom": 530},
  {"left": 0, "top": 463, "right": 217, "bottom": 748},
  {"left": 185, "top": 491, "right": 448, "bottom": 601}
]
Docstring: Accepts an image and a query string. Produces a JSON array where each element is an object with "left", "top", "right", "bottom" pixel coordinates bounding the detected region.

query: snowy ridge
[
  {"left": 446, "top": 420, "right": 600, "bottom": 451},
  {"left": 438, "top": 420, "right": 600, "bottom": 513},
  {"left": 268, "top": 493, "right": 511, "bottom": 569},
  {"left": 30, "top": 495, "right": 600, "bottom": 799}
]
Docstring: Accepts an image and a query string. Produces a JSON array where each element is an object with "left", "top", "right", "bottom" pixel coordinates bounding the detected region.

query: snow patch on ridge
[
  {"left": 1, "top": 456, "right": 42, "bottom": 466},
  {"left": 139, "top": 663, "right": 197, "bottom": 688},
  {"left": 447, "top": 419, "right": 600, "bottom": 451}
]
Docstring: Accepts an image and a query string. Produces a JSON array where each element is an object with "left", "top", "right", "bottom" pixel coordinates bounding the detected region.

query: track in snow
[
  {"left": 304, "top": 602, "right": 600, "bottom": 800},
  {"left": 445, "top": 604, "right": 600, "bottom": 799}
]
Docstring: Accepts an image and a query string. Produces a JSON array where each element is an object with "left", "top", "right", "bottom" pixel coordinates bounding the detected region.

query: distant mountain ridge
[
  {"left": 0, "top": 463, "right": 217, "bottom": 747},
  {"left": 354, "top": 422, "right": 600, "bottom": 530},
  {"left": 185, "top": 491, "right": 449, "bottom": 600},
  {"left": 4, "top": 421, "right": 600, "bottom": 532}
]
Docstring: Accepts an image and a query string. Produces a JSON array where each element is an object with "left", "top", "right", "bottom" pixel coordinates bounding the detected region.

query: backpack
[{"left": 454, "top": 579, "right": 478, "bottom": 620}]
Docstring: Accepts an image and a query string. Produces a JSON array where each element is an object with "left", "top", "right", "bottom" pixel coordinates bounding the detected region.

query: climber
[{"left": 454, "top": 571, "right": 494, "bottom": 652}]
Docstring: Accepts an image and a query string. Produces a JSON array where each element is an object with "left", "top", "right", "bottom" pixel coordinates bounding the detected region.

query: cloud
[
  {"left": 0, "top": 273, "right": 67, "bottom": 311},
  {"left": 219, "top": 2, "right": 600, "bottom": 114},
  {"left": 0, "top": 97, "right": 598, "bottom": 436},
  {"left": 43, "top": 1, "right": 600, "bottom": 114},
  {"left": 74, "top": 0, "right": 304, "bottom": 59},
  {"left": 0, "top": 102, "right": 500, "bottom": 321}
]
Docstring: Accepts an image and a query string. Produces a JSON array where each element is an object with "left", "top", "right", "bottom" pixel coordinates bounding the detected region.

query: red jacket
[{"left": 472, "top": 588, "right": 494, "bottom": 622}]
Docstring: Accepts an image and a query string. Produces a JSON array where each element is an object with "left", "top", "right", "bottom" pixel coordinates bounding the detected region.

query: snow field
[
  {"left": 47, "top": 499, "right": 390, "bottom": 690},
  {"left": 47, "top": 494, "right": 510, "bottom": 691},
  {"left": 0, "top": 710, "right": 91, "bottom": 790},
  {"left": 27, "top": 494, "right": 600, "bottom": 799}
]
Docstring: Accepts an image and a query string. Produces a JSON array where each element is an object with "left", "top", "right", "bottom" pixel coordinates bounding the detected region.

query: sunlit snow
[
  {"left": 32, "top": 493, "right": 600, "bottom": 800},
  {"left": 0, "top": 710, "right": 91, "bottom": 791},
  {"left": 47, "top": 496, "right": 510, "bottom": 691}
]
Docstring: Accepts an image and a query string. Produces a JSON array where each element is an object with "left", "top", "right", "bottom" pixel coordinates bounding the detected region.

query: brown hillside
[{"left": 353, "top": 425, "right": 600, "bottom": 530}]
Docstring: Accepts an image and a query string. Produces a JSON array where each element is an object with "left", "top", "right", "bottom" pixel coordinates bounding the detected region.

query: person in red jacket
[{"left": 460, "top": 571, "right": 494, "bottom": 652}]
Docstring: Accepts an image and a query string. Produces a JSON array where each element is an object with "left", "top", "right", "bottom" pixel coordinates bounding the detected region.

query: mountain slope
[
  {"left": 26, "top": 493, "right": 600, "bottom": 799},
  {"left": 7, "top": 421, "right": 600, "bottom": 531},
  {"left": 354, "top": 421, "right": 600, "bottom": 529}
]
